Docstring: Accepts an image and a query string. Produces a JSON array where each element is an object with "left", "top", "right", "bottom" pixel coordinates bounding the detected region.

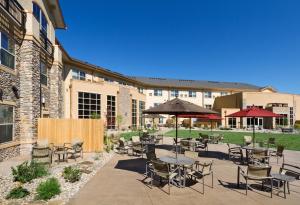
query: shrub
[
  {"left": 166, "top": 118, "right": 174, "bottom": 128},
  {"left": 12, "top": 161, "right": 48, "bottom": 183},
  {"left": 6, "top": 186, "right": 30, "bottom": 199},
  {"left": 36, "top": 178, "right": 61, "bottom": 200},
  {"left": 62, "top": 166, "right": 82, "bottom": 183},
  {"left": 182, "top": 119, "right": 191, "bottom": 128}
]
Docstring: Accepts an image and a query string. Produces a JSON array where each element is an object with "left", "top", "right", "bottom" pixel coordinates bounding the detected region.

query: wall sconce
[{"left": 12, "top": 86, "right": 19, "bottom": 99}]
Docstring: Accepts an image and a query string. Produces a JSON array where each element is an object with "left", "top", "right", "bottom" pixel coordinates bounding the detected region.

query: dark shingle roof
[{"left": 129, "top": 76, "right": 262, "bottom": 91}]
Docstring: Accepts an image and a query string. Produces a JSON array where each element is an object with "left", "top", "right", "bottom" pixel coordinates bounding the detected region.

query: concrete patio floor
[{"left": 68, "top": 138, "right": 300, "bottom": 205}]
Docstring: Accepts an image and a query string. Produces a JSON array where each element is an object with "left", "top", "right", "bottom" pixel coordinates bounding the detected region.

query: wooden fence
[{"left": 38, "top": 118, "right": 104, "bottom": 152}]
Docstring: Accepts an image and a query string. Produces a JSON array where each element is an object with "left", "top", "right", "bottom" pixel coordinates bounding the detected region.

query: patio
[{"left": 68, "top": 137, "right": 300, "bottom": 205}]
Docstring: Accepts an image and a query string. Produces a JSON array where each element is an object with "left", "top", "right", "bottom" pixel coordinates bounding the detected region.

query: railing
[
  {"left": 40, "top": 31, "right": 54, "bottom": 56},
  {"left": 0, "top": 0, "right": 26, "bottom": 27}
]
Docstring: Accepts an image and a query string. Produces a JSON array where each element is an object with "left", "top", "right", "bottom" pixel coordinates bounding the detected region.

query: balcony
[
  {"left": 40, "top": 31, "right": 54, "bottom": 56},
  {"left": 0, "top": 0, "right": 26, "bottom": 27}
]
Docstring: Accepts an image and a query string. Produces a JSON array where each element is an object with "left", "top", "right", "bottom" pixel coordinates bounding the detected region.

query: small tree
[
  {"left": 116, "top": 115, "right": 123, "bottom": 130},
  {"left": 91, "top": 112, "right": 101, "bottom": 119}
]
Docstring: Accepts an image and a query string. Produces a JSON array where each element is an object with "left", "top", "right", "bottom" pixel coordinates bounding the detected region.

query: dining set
[
  {"left": 31, "top": 139, "right": 84, "bottom": 165},
  {"left": 144, "top": 142, "right": 214, "bottom": 195}
]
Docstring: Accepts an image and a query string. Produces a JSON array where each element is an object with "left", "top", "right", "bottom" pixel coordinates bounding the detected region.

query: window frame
[
  {"left": 0, "top": 104, "right": 14, "bottom": 144},
  {"left": 154, "top": 89, "right": 162, "bottom": 96},
  {"left": 78, "top": 92, "right": 101, "bottom": 119},
  {"left": 139, "top": 101, "right": 145, "bottom": 127},
  {"left": 171, "top": 90, "right": 179, "bottom": 97},
  {"left": 32, "top": 2, "right": 48, "bottom": 35},
  {"left": 72, "top": 69, "right": 86, "bottom": 81},
  {"left": 188, "top": 91, "right": 196, "bottom": 98},
  {"left": 0, "top": 32, "right": 16, "bottom": 70},
  {"left": 107, "top": 95, "right": 116, "bottom": 129},
  {"left": 40, "top": 61, "right": 47, "bottom": 86},
  {"left": 132, "top": 99, "right": 137, "bottom": 128},
  {"left": 204, "top": 91, "right": 212, "bottom": 98}
]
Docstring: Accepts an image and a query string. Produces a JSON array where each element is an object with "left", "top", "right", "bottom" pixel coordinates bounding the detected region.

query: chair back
[
  {"left": 244, "top": 136, "right": 252, "bottom": 145},
  {"left": 277, "top": 145, "right": 284, "bottom": 156},
  {"left": 152, "top": 160, "right": 169, "bottom": 176},
  {"left": 268, "top": 137, "right": 276, "bottom": 146},
  {"left": 119, "top": 139, "right": 125, "bottom": 148},
  {"left": 132, "top": 136, "right": 140, "bottom": 143},
  {"left": 180, "top": 140, "right": 190, "bottom": 147},
  {"left": 247, "top": 165, "right": 271, "bottom": 177},
  {"left": 202, "top": 135, "right": 209, "bottom": 140},
  {"left": 36, "top": 139, "right": 49, "bottom": 147},
  {"left": 72, "top": 142, "right": 83, "bottom": 152},
  {"left": 146, "top": 144, "right": 156, "bottom": 161},
  {"left": 200, "top": 161, "right": 213, "bottom": 175},
  {"left": 185, "top": 151, "right": 198, "bottom": 160}
]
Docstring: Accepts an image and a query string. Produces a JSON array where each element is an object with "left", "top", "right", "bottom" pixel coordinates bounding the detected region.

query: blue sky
[{"left": 57, "top": 0, "right": 300, "bottom": 94}]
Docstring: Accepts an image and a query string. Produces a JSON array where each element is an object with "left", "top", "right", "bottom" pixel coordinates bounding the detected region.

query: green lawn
[{"left": 164, "top": 129, "right": 300, "bottom": 151}]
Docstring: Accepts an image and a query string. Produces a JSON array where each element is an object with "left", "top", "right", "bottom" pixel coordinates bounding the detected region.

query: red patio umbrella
[{"left": 226, "top": 106, "right": 280, "bottom": 146}]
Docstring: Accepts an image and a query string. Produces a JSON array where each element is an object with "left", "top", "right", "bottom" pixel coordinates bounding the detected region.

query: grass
[
  {"left": 120, "top": 130, "right": 157, "bottom": 141},
  {"left": 164, "top": 129, "right": 300, "bottom": 151}
]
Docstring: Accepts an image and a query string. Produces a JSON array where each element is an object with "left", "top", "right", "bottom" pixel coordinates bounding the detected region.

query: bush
[
  {"left": 166, "top": 118, "right": 174, "bottom": 128},
  {"left": 6, "top": 186, "right": 30, "bottom": 199},
  {"left": 182, "top": 119, "right": 191, "bottom": 128},
  {"left": 62, "top": 166, "right": 82, "bottom": 183},
  {"left": 36, "top": 178, "right": 61, "bottom": 200},
  {"left": 12, "top": 161, "right": 48, "bottom": 183}
]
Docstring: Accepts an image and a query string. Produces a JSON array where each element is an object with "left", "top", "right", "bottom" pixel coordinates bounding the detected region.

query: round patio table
[
  {"left": 242, "top": 146, "right": 268, "bottom": 163},
  {"left": 271, "top": 173, "right": 296, "bottom": 198},
  {"left": 159, "top": 155, "right": 195, "bottom": 187}
]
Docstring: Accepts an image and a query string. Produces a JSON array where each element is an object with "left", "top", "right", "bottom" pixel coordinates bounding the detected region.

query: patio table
[
  {"left": 159, "top": 155, "right": 195, "bottom": 187},
  {"left": 242, "top": 146, "right": 268, "bottom": 163},
  {"left": 53, "top": 145, "right": 67, "bottom": 163},
  {"left": 271, "top": 173, "right": 296, "bottom": 198}
]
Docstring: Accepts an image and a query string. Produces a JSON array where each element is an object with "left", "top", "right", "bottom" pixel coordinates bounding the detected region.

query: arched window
[{"left": 33, "top": 2, "right": 48, "bottom": 34}]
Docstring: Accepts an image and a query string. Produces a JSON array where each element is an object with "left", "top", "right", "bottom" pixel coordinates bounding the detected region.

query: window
[
  {"left": 132, "top": 99, "right": 137, "bottom": 128},
  {"left": 204, "top": 91, "right": 212, "bottom": 98},
  {"left": 221, "top": 92, "right": 228, "bottom": 96},
  {"left": 138, "top": 88, "right": 144, "bottom": 94},
  {"left": 247, "top": 117, "right": 263, "bottom": 128},
  {"left": 40, "top": 62, "right": 47, "bottom": 85},
  {"left": 33, "top": 2, "right": 48, "bottom": 34},
  {"left": 228, "top": 117, "right": 236, "bottom": 128},
  {"left": 205, "top": 104, "right": 212, "bottom": 109},
  {"left": 159, "top": 118, "right": 164, "bottom": 124},
  {"left": 188, "top": 91, "right": 196, "bottom": 97},
  {"left": 154, "top": 89, "right": 162, "bottom": 96},
  {"left": 107, "top": 96, "right": 116, "bottom": 129},
  {"left": 171, "top": 90, "right": 179, "bottom": 97},
  {"left": 139, "top": 101, "right": 145, "bottom": 127},
  {"left": 0, "top": 104, "right": 14, "bottom": 143},
  {"left": 290, "top": 107, "right": 294, "bottom": 126},
  {"left": 0, "top": 32, "right": 15, "bottom": 69},
  {"left": 276, "top": 115, "right": 288, "bottom": 127},
  {"left": 72, "top": 69, "right": 86, "bottom": 80},
  {"left": 78, "top": 92, "right": 101, "bottom": 118}
]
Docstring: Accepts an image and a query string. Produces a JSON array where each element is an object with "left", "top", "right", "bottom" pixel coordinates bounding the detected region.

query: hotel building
[{"left": 0, "top": 0, "right": 299, "bottom": 161}]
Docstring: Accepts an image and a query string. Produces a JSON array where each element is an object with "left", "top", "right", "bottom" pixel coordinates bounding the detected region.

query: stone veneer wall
[
  {"left": 18, "top": 40, "right": 41, "bottom": 155},
  {"left": 49, "top": 64, "right": 63, "bottom": 118},
  {"left": 0, "top": 145, "right": 20, "bottom": 162},
  {"left": 118, "top": 87, "right": 131, "bottom": 130}
]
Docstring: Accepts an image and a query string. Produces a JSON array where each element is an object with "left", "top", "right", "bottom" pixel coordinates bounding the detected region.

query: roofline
[
  {"left": 58, "top": 40, "right": 266, "bottom": 92},
  {"left": 55, "top": 0, "right": 67, "bottom": 29}
]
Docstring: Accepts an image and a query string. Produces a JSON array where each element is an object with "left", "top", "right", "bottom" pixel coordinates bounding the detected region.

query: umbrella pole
[
  {"left": 253, "top": 117, "right": 255, "bottom": 147},
  {"left": 189, "top": 117, "right": 192, "bottom": 134},
  {"left": 176, "top": 114, "right": 178, "bottom": 158}
]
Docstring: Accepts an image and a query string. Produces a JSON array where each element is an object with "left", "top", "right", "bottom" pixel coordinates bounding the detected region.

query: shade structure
[
  {"left": 143, "top": 98, "right": 218, "bottom": 151},
  {"left": 226, "top": 106, "right": 280, "bottom": 146},
  {"left": 178, "top": 114, "right": 222, "bottom": 132}
]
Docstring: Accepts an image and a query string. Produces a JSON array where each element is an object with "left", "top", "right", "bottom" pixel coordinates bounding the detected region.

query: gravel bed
[{"left": 0, "top": 152, "right": 114, "bottom": 205}]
